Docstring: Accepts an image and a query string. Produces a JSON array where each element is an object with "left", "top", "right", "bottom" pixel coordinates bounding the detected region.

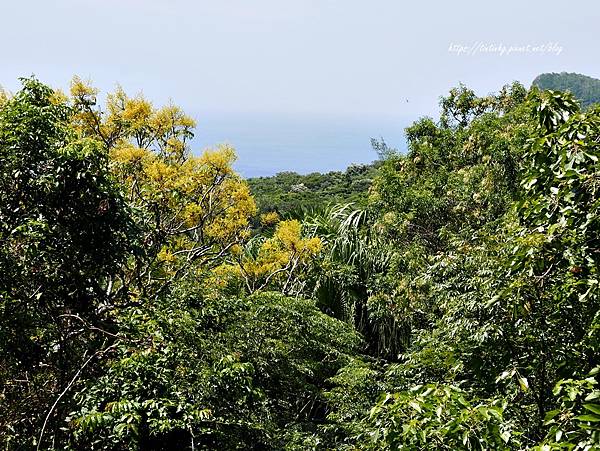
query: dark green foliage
[
  {"left": 533, "top": 72, "right": 600, "bottom": 109},
  {"left": 0, "top": 78, "right": 133, "bottom": 448},
  {"left": 538, "top": 368, "right": 600, "bottom": 450},
  {"left": 0, "top": 78, "right": 367, "bottom": 450},
  {"left": 302, "top": 204, "right": 403, "bottom": 360},
  {"left": 69, "top": 289, "right": 363, "bottom": 450}
]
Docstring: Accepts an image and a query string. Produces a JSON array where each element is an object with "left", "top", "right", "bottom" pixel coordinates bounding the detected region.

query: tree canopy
[{"left": 1, "top": 76, "right": 599, "bottom": 450}]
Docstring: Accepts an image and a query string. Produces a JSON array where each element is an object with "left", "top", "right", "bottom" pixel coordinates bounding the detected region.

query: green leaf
[
  {"left": 583, "top": 404, "right": 600, "bottom": 415},
  {"left": 585, "top": 391, "right": 600, "bottom": 401},
  {"left": 408, "top": 401, "right": 422, "bottom": 413},
  {"left": 544, "top": 409, "right": 560, "bottom": 425},
  {"left": 574, "top": 414, "right": 600, "bottom": 422},
  {"left": 518, "top": 377, "right": 529, "bottom": 392}
]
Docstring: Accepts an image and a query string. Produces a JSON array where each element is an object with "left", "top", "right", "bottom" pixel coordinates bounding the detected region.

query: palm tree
[{"left": 302, "top": 204, "right": 408, "bottom": 360}]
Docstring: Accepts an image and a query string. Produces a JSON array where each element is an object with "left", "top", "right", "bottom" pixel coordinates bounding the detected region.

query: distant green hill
[
  {"left": 532, "top": 72, "right": 600, "bottom": 109},
  {"left": 247, "top": 162, "right": 380, "bottom": 217}
]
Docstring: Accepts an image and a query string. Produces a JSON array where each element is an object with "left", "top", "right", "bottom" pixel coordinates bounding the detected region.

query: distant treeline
[{"left": 247, "top": 161, "right": 380, "bottom": 217}]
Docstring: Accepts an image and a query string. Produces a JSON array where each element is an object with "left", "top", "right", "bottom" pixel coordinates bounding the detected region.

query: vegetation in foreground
[{"left": 1, "top": 77, "right": 599, "bottom": 450}]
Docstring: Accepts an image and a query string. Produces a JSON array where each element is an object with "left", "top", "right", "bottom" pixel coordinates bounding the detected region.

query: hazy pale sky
[
  {"left": 3, "top": 0, "right": 598, "bottom": 117},
  {"left": 2, "top": 0, "right": 599, "bottom": 175}
]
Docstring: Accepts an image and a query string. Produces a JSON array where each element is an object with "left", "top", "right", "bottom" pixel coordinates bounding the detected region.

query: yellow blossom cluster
[
  {"left": 230, "top": 220, "right": 322, "bottom": 292},
  {"left": 65, "top": 78, "right": 258, "bottom": 282},
  {"left": 260, "top": 211, "right": 280, "bottom": 226}
]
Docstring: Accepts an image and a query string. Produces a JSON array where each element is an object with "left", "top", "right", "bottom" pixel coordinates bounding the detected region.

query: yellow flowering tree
[
  {"left": 67, "top": 78, "right": 256, "bottom": 298},
  {"left": 0, "top": 87, "right": 9, "bottom": 107},
  {"left": 217, "top": 219, "right": 322, "bottom": 294}
]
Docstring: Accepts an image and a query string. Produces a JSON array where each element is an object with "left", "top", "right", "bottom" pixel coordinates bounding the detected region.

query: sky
[{"left": 2, "top": 0, "right": 599, "bottom": 175}]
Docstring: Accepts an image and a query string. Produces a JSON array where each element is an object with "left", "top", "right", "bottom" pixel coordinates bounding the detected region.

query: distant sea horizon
[{"left": 190, "top": 111, "right": 412, "bottom": 178}]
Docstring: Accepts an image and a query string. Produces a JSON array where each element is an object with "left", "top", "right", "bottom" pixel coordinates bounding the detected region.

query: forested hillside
[
  {"left": 247, "top": 162, "right": 379, "bottom": 218},
  {"left": 1, "top": 78, "right": 599, "bottom": 450},
  {"left": 533, "top": 72, "right": 600, "bottom": 109}
]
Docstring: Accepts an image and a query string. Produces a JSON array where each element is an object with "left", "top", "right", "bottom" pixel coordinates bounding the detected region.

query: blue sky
[{"left": 2, "top": 0, "right": 599, "bottom": 175}]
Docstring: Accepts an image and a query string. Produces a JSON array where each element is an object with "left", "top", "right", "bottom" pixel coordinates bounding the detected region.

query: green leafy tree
[
  {"left": 0, "top": 78, "right": 133, "bottom": 448},
  {"left": 69, "top": 289, "right": 363, "bottom": 450}
]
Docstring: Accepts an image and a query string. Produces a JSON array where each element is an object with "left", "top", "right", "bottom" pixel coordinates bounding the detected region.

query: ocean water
[{"left": 190, "top": 112, "right": 411, "bottom": 177}]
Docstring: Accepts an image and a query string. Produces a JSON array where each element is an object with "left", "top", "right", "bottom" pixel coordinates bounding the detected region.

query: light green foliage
[
  {"left": 313, "top": 82, "right": 532, "bottom": 361},
  {"left": 499, "top": 89, "right": 600, "bottom": 448},
  {"left": 363, "top": 384, "right": 516, "bottom": 450},
  {"left": 308, "top": 83, "right": 600, "bottom": 449},
  {"left": 536, "top": 367, "right": 600, "bottom": 450}
]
